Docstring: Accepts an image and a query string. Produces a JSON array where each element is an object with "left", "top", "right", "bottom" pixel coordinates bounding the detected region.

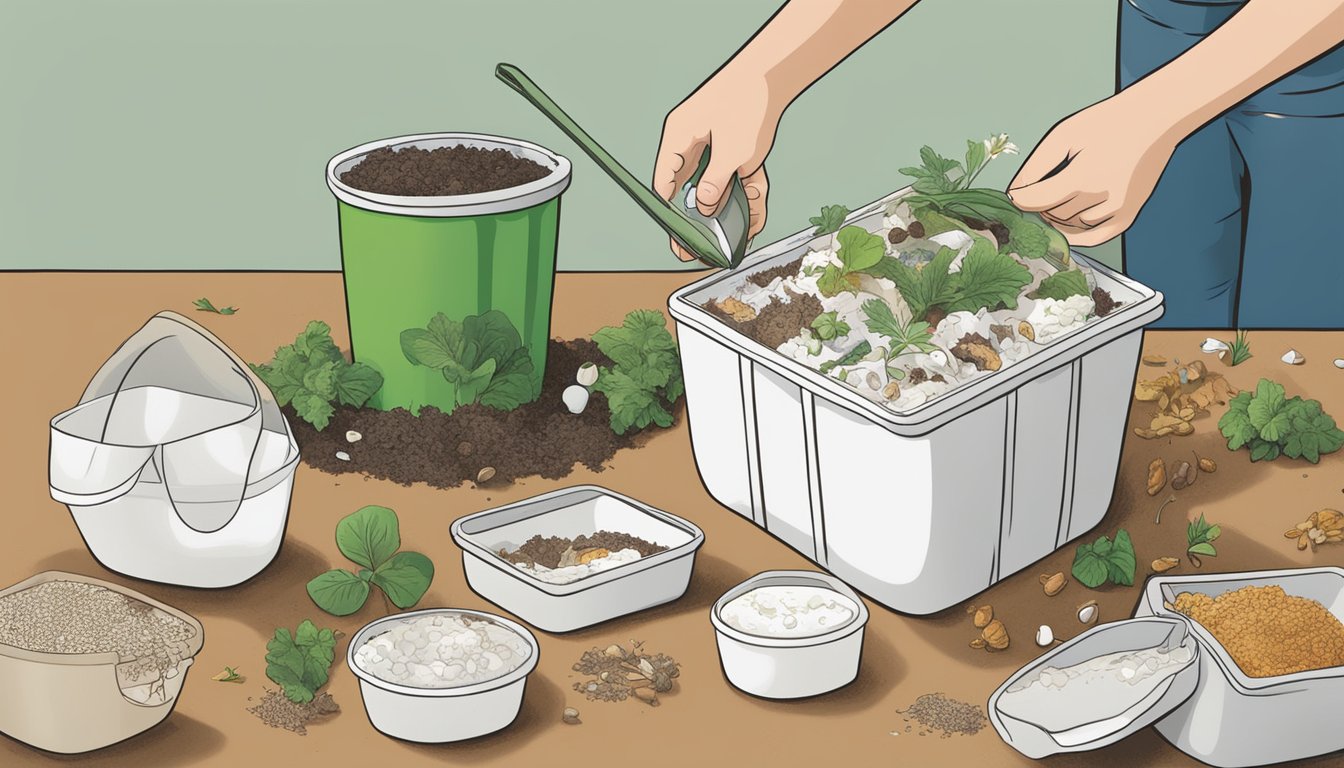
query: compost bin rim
[
  {"left": 346, "top": 607, "right": 539, "bottom": 698},
  {"left": 0, "top": 570, "right": 204, "bottom": 666},
  {"left": 326, "top": 132, "right": 573, "bottom": 217},
  {"left": 667, "top": 188, "right": 1166, "bottom": 437}
]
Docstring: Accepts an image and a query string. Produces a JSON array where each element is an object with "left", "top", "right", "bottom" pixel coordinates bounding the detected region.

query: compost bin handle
[{"left": 494, "top": 62, "right": 736, "bottom": 269}]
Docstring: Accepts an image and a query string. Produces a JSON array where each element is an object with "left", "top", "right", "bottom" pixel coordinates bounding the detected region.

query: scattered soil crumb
[
  {"left": 1092, "top": 287, "right": 1120, "bottom": 318},
  {"left": 952, "top": 332, "right": 1002, "bottom": 372},
  {"left": 707, "top": 289, "right": 824, "bottom": 350},
  {"left": 248, "top": 690, "right": 339, "bottom": 735},
  {"left": 288, "top": 340, "right": 681, "bottom": 488},
  {"left": 500, "top": 531, "right": 667, "bottom": 569},
  {"left": 572, "top": 641, "right": 680, "bottom": 706},
  {"left": 747, "top": 260, "right": 804, "bottom": 289},
  {"left": 895, "top": 693, "right": 988, "bottom": 738},
  {"left": 340, "top": 145, "right": 550, "bottom": 196}
]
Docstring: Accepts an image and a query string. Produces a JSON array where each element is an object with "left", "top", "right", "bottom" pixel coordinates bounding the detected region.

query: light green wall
[{"left": 0, "top": 0, "right": 1120, "bottom": 271}]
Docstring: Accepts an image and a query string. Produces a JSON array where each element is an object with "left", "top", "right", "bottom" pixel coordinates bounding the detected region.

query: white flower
[{"left": 985, "top": 133, "right": 1019, "bottom": 159}]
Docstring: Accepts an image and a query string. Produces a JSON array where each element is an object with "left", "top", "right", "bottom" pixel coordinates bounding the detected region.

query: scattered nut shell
[
  {"left": 335, "top": 451, "right": 351, "bottom": 462},
  {"left": 576, "top": 362, "right": 599, "bottom": 387},
  {"left": 1198, "top": 457, "right": 1216, "bottom": 473},
  {"left": 1171, "top": 461, "right": 1194, "bottom": 491},
  {"left": 1141, "top": 354, "right": 1168, "bottom": 367},
  {"left": 1334, "top": 358, "right": 1344, "bottom": 369},
  {"left": 1035, "top": 625, "right": 1054, "bottom": 647},
  {"left": 1077, "top": 601, "right": 1099, "bottom": 625},
  {"left": 345, "top": 430, "right": 362, "bottom": 443},
  {"left": 562, "top": 384, "right": 590, "bottom": 414},
  {"left": 1152, "top": 557, "right": 1180, "bottom": 573},
  {"left": 1040, "top": 572, "right": 1067, "bottom": 596},
  {"left": 1146, "top": 458, "right": 1167, "bottom": 496},
  {"left": 1018, "top": 321, "right": 1036, "bottom": 342},
  {"left": 562, "top": 707, "right": 581, "bottom": 725},
  {"left": 968, "top": 604, "right": 994, "bottom": 629},
  {"left": 476, "top": 466, "right": 496, "bottom": 484},
  {"left": 978, "top": 619, "right": 1009, "bottom": 651},
  {"left": 881, "top": 380, "right": 901, "bottom": 400},
  {"left": 1201, "top": 338, "right": 1230, "bottom": 354},
  {"left": 866, "top": 371, "right": 882, "bottom": 390},
  {"left": 1281, "top": 349, "right": 1305, "bottom": 365}
]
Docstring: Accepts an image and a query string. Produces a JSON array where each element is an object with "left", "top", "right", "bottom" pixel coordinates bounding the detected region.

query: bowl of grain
[
  {"left": 346, "top": 607, "right": 539, "bottom": 743},
  {"left": 710, "top": 570, "right": 869, "bottom": 699},
  {"left": 0, "top": 571, "right": 203, "bottom": 754}
]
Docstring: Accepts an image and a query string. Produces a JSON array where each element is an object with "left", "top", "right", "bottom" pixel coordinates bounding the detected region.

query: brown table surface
[{"left": 3, "top": 270, "right": 1343, "bottom": 768}]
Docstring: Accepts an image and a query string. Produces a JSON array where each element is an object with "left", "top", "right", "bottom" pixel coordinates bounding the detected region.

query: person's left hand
[{"left": 1007, "top": 95, "right": 1180, "bottom": 247}]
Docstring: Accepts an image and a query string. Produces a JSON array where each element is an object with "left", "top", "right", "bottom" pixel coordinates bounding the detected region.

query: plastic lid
[{"left": 988, "top": 617, "right": 1200, "bottom": 759}]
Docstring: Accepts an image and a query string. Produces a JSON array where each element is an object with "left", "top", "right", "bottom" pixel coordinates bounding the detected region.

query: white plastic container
[
  {"left": 451, "top": 486, "right": 704, "bottom": 633},
  {"left": 48, "top": 312, "right": 300, "bottom": 588},
  {"left": 347, "top": 608, "right": 539, "bottom": 743},
  {"left": 0, "top": 571, "right": 204, "bottom": 754},
  {"left": 991, "top": 567, "right": 1344, "bottom": 766},
  {"left": 667, "top": 190, "right": 1164, "bottom": 614},
  {"left": 710, "top": 570, "right": 868, "bottom": 699}
]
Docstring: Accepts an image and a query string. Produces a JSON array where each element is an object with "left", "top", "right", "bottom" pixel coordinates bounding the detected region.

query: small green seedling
[
  {"left": 1227, "top": 330, "right": 1252, "bottom": 366},
  {"left": 1072, "top": 529, "right": 1137, "bottom": 588},
  {"left": 266, "top": 620, "right": 336, "bottom": 703},
  {"left": 591, "top": 309, "right": 684, "bottom": 435},
  {"left": 808, "top": 204, "right": 850, "bottom": 236},
  {"left": 307, "top": 505, "right": 434, "bottom": 617},
  {"left": 1186, "top": 514, "right": 1221, "bottom": 567}
]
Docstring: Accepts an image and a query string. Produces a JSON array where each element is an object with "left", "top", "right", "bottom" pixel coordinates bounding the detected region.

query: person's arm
[
  {"left": 654, "top": 0, "right": 919, "bottom": 259},
  {"left": 1009, "top": 0, "right": 1344, "bottom": 246}
]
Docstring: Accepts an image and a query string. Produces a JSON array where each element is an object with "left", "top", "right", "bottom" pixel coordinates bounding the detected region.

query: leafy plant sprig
[
  {"left": 251, "top": 321, "right": 384, "bottom": 431},
  {"left": 877, "top": 239, "right": 1032, "bottom": 321},
  {"left": 307, "top": 505, "right": 434, "bottom": 617},
  {"left": 819, "top": 341, "right": 872, "bottom": 374},
  {"left": 817, "top": 226, "right": 888, "bottom": 297},
  {"left": 591, "top": 310, "right": 684, "bottom": 435},
  {"left": 862, "top": 300, "right": 936, "bottom": 359},
  {"left": 1227, "top": 330, "right": 1252, "bottom": 366},
  {"left": 193, "top": 297, "right": 237, "bottom": 315},
  {"left": 1186, "top": 514, "right": 1221, "bottom": 565},
  {"left": 265, "top": 620, "right": 336, "bottom": 703},
  {"left": 810, "top": 311, "right": 851, "bottom": 341},
  {"left": 401, "top": 310, "right": 536, "bottom": 412},
  {"left": 1031, "top": 269, "right": 1091, "bottom": 301},
  {"left": 1072, "top": 529, "right": 1137, "bottom": 588},
  {"left": 1218, "top": 378, "right": 1344, "bottom": 463},
  {"left": 808, "top": 204, "right": 850, "bottom": 236}
]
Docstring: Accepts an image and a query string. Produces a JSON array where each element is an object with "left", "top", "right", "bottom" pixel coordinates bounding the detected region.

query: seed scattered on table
[
  {"left": 895, "top": 693, "right": 987, "bottom": 737},
  {"left": 335, "top": 451, "right": 351, "bottom": 462}
]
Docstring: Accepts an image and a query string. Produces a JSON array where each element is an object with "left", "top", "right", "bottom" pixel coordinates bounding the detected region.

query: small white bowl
[
  {"left": 710, "top": 570, "right": 869, "bottom": 699},
  {"left": 346, "top": 608, "right": 539, "bottom": 743}
]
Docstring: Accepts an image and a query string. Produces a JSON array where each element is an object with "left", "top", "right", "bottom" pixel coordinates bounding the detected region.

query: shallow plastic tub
[{"left": 667, "top": 189, "right": 1165, "bottom": 614}]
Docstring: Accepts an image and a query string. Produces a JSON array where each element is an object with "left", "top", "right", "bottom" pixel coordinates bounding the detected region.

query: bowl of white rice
[{"left": 346, "top": 608, "right": 539, "bottom": 743}]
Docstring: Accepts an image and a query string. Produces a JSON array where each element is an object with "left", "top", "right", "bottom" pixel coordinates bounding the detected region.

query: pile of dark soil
[
  {"left": 339, "top": 144, "right": 551, "bottom": 196},
  {"left": 706, "top": 285, "right": 824, "bottom": 350},
  {"left": 499, "top": 531, "right": 668, "bottom": 568},
  {"left": 248, "top": 690, "right": 339, "bottom": 735},
  {"left": 1092, "top": 286, "right": 1120, "bottom": 317},
  {"left": 287, "top": 339, "right": 681, "bottom": 488}
]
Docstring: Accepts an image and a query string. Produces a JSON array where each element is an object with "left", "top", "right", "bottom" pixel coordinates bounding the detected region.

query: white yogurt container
[
  {"left": 347, "top": 608, "right": 538, "bottom": 743},
  {"left": 710, "top": 570, "right": 868, "bottom": 699}
]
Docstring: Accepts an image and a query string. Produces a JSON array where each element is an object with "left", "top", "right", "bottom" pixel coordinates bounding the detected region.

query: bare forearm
[
  {"left": 1123, "top": 0, "right": 1344, "bottom": 140},
  {"left": 720, "top": 0, "right": 920, "bottom": 117}
]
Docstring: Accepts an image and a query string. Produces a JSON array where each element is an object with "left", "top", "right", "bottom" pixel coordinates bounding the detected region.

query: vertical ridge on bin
[
  {"left": 994, "top": 391, "right": 1019, "bottom": 584},
  {"left": 1055, "top": 360, "right": 1083, "bottom": 549},
  {"left": 740, "top": 357, "right": 765, "bottom": 527},
  {"left": 801, "top": 390, "right": 827, "bottom": 565}
]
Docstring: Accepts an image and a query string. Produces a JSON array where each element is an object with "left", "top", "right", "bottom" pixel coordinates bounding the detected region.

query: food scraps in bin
[
  {"left": 895, "top": 693, "right": 988, "bottom": 737},
  {"left": 496, "top": 531, "right": 667, "bottom": 585},
  {"left": 572, "top": 641, "right": 680, "bottom": 706},
  {"left": 1132, "top": 360, "right": 1235, "bottom": 439},
  {"left": 1284, "top": 509, "right": 1344, "bottom": 550},
  {"left": 212, "top": 666, "right": 245, "bottom": 683},
  {"left": 1071, "top": 529, "right": 1136, "bottom": 588},
  {"left": 352, "top": 612, "right": 531, "bottom": 688},
  {"left": 248, "top": 690, "right": 340, "bottom": 736},
  {"left": 1040, "top": 572, "right": 1067, "bottom": 597},
  {"left": 1170, "top": 585, "right": 1344, "bottom": 677},
  {"left": 0, "top": 580, "right": 197, "bottom": 703},
  {"left": 1185, "top": 514, "right": 1221, "bottom": 567},
  {"left": 720, "top": 584, "right": 858, "bottom": 638}
]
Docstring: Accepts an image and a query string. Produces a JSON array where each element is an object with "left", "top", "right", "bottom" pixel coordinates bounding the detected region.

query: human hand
[
  {"left": 1007, "top": 95, "right": 1180, "bottom": 247},
  {"left": 653, "top": 73, "right": 777, "bottom": 261}
]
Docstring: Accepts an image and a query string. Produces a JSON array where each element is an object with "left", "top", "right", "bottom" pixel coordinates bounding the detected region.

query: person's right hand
[{"left": 653, "top": 73, "right": 777, "bottom": 261}]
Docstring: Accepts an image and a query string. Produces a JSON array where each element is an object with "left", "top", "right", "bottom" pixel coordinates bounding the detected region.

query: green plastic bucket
[{"left": 326, "top": 133, "right": 572, "bottom": 414}]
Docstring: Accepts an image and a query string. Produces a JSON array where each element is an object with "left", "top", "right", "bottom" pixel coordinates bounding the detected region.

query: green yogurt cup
[{"left": 326, "top": 133, "right": 572, "bottom": 414}]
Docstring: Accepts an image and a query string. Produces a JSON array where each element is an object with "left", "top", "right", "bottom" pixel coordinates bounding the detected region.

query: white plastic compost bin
[
  {"left": 668, "top": 190, "right": 1164, "bottom": 615},
  {"left": 48, "top": 312, "right": 300, "bottom": 588}
]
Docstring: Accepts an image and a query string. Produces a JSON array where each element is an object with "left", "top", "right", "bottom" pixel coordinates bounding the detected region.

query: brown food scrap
[
  {"left": 1198, "top": 457, "right": 1217, "bottom": 473},
  {"left": 951, "top": 333, "right": 1003, "bottom": 372},
  {"left": 975, "top": 619, "right": 1009, "bottom": 651},
  {"left": 1170, "top": 461, "right": 1194, "bottom": 491},
  {"left": 907, "top": 367, "right": 929, "bottom": 385},
  {"left": 716, "top": 297, "right": 758, "bottom": 323},
  {"left": 968, "top": 604, "right": 994, "bottom": 629},
  {"left": 1171, "top": 586, "right": 1344, "bottom": 677},
  {"left": 1284, "top": 509, "right": 1344, "bottom": 550},
  {"left": 1040, "top": 572, "right": 1067, "bottom": 596},
  {"left": 1147, "top": 459, "right": 1167, "bottom": 496},
  {"left": 1142, "top": 354, "right": 1168, "bottom": 367},
  {"left": 990, "top": 324, "right": 1015, "bottom": 344},
  {"left": 1133, "top": 365, "right": 1237, "bottom": 439},
  {"left": 1152, "top": 557, "right": 1180, "bottom": 573},
  {"left": 1018, "top": 321, "right": 1036, "bottom": 342}
]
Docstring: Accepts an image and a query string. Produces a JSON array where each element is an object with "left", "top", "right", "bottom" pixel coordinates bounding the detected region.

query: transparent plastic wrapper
[{"left": 49, "top": 311, "right": 300, "bottom": 588}]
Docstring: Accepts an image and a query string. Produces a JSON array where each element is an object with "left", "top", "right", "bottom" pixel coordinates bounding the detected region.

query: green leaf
[
  {"left": 808, "top": 204, "right": 850, "bottom": 235},
  {"left": 335, "top": 363, "right": 383, "bottom": 407},
  {"left": 890, "top": 246, "right": 960, "bottom": 319},
  {"left": 306, "top": 569, "right": 370, "bottom": 616},
  {"left": 819, "top": 341, "right": 872, "bottom": 374},
  {"left": 1219, "top": 392, "right": 1257, "bottom": 450},
  {"left": 1187, "top": 542, "right": 1218, "bottom": 557},
  {"left": 947, "top": 239, "right": 1032, "bottom": 313},
  {"left": 1032, "top": 269, "right": 1091, "bottom": 301},
  {"left": 816, "top": 265, "right": 854, "bottom": 297},
  {"left": 1249, "top": 439, "right": 1281, "bottom": 462},
  {"left": 918, "top": 145, "right": 962, "bottom": 177},
  {"left": 594, "top": 367, "right": 675, "bottom": 435},
  {"left": 335, "top": 505, "right": 401, "bottom": 569},
  {"left": 860, "top": 299, "right": 904, "bottom": 341},
  {"left": 810, "top": 311, "right": 850, "bottom": 341},
  {"left": 193, "top": 297, "right": 238, "bottom": 315},
  {"left": 1072, "top": 548, "right": 1109, "bottom": 589},
  {"left": 589, "top": 310, "right": 682, "bottom": 435},
  {"left": 301, "top": 361, "right": 339, "bottom": 402},
  {"left": 292, "top": 393, "right": 335, "bottom": 432},
  {"left": 265, "top": 620, "right": 337, "bottom": 703},
  {"left": 1105, "top": 529, "right": 1137, "bottom": 586},
  {"left": 371, "top": 551, "right": 434, "bottom": 608},
  {"left": 963, "top": 139, "right": 987, "bottom": 187},
  {"left": 835, "top": 226, "right": 886, "bottom": 272}
]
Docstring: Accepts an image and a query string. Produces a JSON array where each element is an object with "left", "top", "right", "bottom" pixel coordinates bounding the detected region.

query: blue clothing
[{"left": 1119, "top": 0, "right": 1344, "bottom": 328}]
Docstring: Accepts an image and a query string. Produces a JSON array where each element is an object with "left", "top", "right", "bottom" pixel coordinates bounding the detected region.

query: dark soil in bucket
[
  {"left": 286, "top": 339, "right": 681, "bottom": 488},
  {"left": 339, "top": 145, "right": 551, "bottom": 196}
]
